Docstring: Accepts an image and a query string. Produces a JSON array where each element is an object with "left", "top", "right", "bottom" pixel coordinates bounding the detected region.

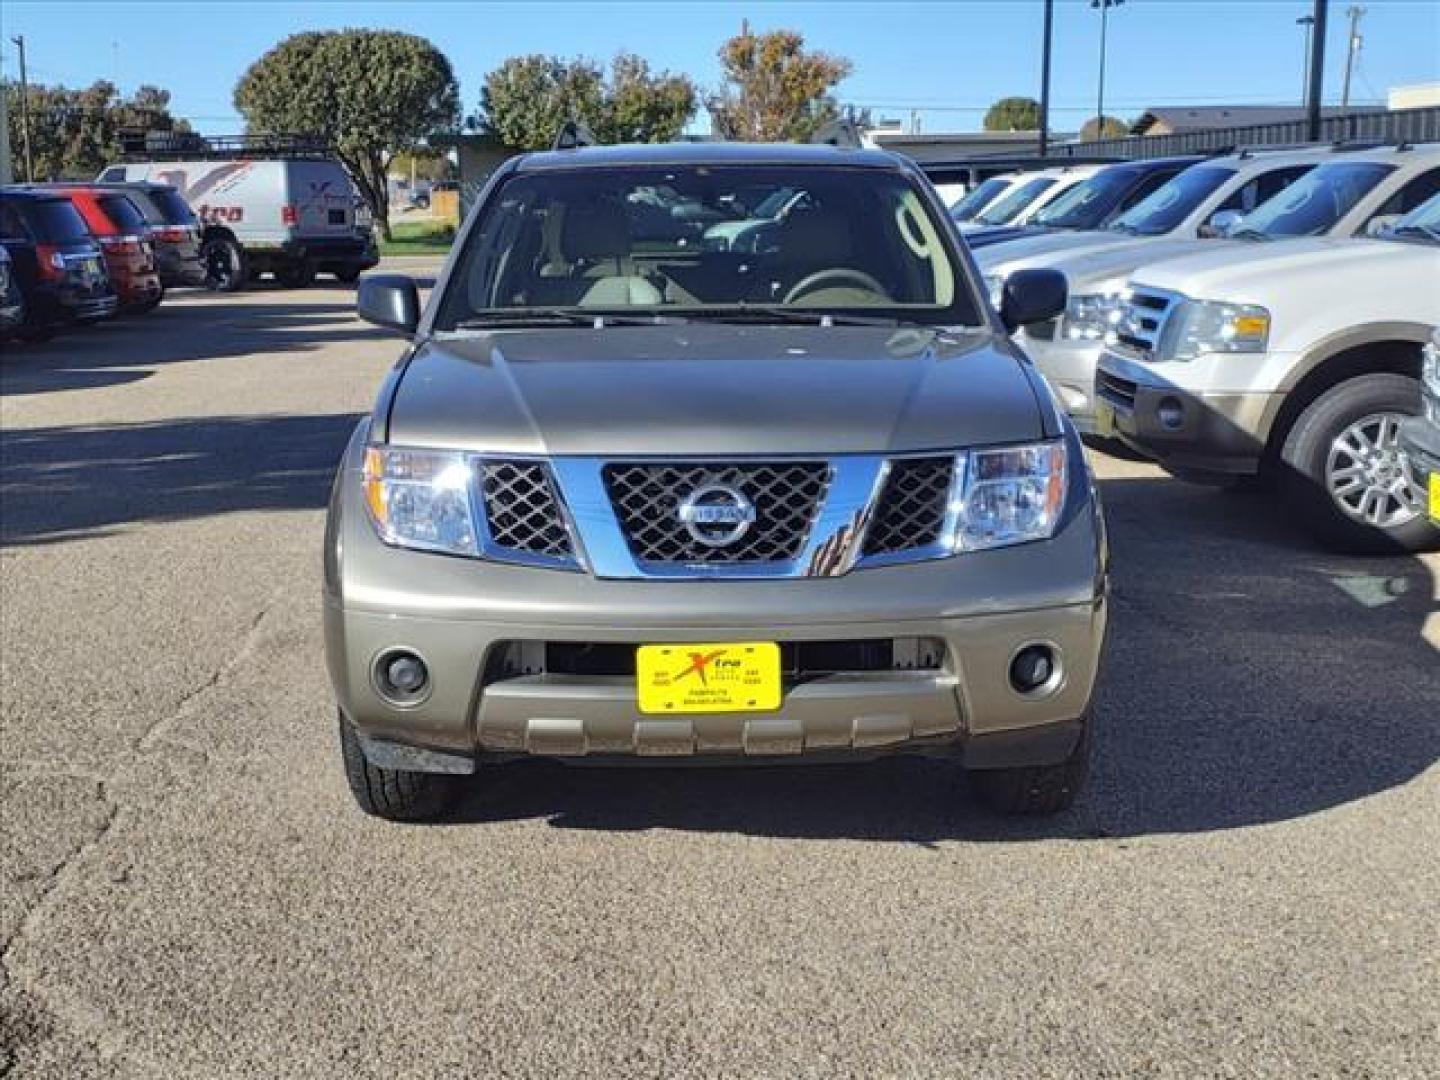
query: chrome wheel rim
[{"left": 1324, "top": 411, "right": 1422, "bottom": 529}]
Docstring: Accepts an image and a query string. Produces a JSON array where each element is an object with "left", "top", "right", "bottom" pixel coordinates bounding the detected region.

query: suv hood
[
  {"left": 385, "top": 324, "right": 1044, "bottom": 456},
  {"left": 976, "top": 230, "right": 1151, "bottom": 273},
  {"left": 1031, "top": 237, "right": 1239, "bottom": 291},
  {"left": 1131, "top": 236, "right": 1440, "bottom": 304}
]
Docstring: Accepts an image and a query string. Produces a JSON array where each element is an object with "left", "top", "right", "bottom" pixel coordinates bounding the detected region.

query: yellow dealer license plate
[
  {"left": 636, "top": 642, "right": 782, "bottom": 715},
  {"left": 1429, "top": 473, "right": 1440, "bottom": 524}
]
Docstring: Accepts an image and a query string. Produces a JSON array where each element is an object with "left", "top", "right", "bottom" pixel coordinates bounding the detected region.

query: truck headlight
[
  {"left": 362, "top": 446, "right": 478, "bottom": 556},
  {"left": 952, "top": 441, "right": 1068, "bottom": 551},
  {"left": 1060, "top": 292, "right": 1123, "bottom": 342},
  {"left": 1159, "top": 299, "right": 1270, "bottom": 361}
]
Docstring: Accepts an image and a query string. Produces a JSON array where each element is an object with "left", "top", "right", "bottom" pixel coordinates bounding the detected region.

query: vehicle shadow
[
  {"left": 0, "top": 412, "right": 361, "bottom": 545},
  {"left": 443, "top": 474, "right": 1438, "bottom": 840},
  {"left": 0, "top": 294, "right": 385, "bottom": 396}
]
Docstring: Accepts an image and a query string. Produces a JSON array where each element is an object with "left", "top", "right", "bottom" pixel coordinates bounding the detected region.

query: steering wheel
[{"left": 783, "top": 268, "right": 889, "bottom": 305}]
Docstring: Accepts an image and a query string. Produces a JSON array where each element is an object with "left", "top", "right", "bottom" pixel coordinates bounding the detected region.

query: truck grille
[
  {"left": 1096, "top": 370, "right": 1138, "bottom": 411},
  {"left": 603, "top": 462, "right": 830, "bottom": 564},
  {"left": 480, "top": 461, "right": 574, "bottom": 558},
  {"left": 863, "top": 457, "right": 955, "bottom": 556},
  {"left": 1112, "top": 288, "right": 1177, "bottom": 358}
]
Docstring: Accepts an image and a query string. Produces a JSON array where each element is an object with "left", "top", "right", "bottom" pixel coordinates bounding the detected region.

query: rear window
[
  {"left": 20, "top": 199, "right": 92, "bottom": 242},
  {"left": 143, "top": 188, "right": 197, "bottom": 226},
  {"left": 98, "top": 195, "right": 150, "bottom": 233}
]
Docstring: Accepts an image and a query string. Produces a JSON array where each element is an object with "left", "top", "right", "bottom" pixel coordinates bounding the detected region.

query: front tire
[
  {"left": 967, "top": 721, "right": 1090, "bottom": 815},
  {"left": 203, "top": 237, "right": 246, "bottom": 293},
  {"left": 338, "top": 712, "right": 453, "bottom": 822},
  {"left": 1278, "top": 373, "right": 1437, "bottom": 554}
]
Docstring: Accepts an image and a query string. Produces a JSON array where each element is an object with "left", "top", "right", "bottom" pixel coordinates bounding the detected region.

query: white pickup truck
[{"left": 1095, "top": 192, "right": 1440, "bottom": 554}]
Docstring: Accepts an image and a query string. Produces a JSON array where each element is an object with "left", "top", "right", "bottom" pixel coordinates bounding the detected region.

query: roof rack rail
[
  {"left": 553, "top": 120, "right": 597, "bottom": 151},
  {"left": 116, "top": 131, "right": 335, "bottom": 162},
  {"left": 810, "top": 118, "right": 866, "bottom": 150}
]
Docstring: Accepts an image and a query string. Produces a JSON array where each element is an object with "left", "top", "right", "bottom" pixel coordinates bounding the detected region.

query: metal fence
[{"left": 1044, "top": 106, "right": 1440, "bottom": 161}]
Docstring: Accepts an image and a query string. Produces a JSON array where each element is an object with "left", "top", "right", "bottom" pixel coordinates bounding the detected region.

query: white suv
[
  {"left": 1095, "top": 192, "right": 1440, "bottom": 554},
  {"left": 991, "top": 143, "right": 1440, "bottom": 434}
]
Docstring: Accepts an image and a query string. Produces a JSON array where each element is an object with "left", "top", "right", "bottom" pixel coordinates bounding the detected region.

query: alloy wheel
[{"left": 1323, "top": 411, "right": 1423, "bottom": 528}]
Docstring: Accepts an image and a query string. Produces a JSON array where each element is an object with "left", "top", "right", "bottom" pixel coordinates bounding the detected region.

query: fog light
[
  {"left": 374, "top": 650, "right": 429, "bottom": 703},
  {"left": 1157, "top": 396, "right": 1185, "bottom": 430},
  {"left": 1009, "top": 644, "right": 1059, "bottom": 695}
]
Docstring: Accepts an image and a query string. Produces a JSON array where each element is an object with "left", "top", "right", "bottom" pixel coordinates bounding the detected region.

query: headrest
[{"left": 561, "top": 200, "right": 630, "bottom": 262}]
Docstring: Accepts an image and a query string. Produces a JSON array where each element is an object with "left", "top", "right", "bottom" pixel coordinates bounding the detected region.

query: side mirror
[
  {"left": 357, "top": 274, "right": 420, "bottom": 335},
  {"left": 999, "top": 268, "right": 1067, "bottom": 332},
  {"left": 1200, "top": 209, "right": 1243, "bottom": 238},
  {"left": 1364, "top": 214, "right": 1400, "bottom": 238}
]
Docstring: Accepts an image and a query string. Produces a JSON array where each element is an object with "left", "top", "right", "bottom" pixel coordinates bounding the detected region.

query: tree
[
  {"left": 3, "top": 80, "right": 189, "bottom": 180},
  {"left": 1081, "top": 115, "right": 1129, "bottom": 141},
  {"left": 234, "top": 30, "right": 460, "bottom": 239},
  {"left": 476, "top": 52, "right": 696, "bottom": 151},
  {"left": 706, "top": 27, "right": 852, "bottom": 142},
  {"left": 983, "top": 96, "right": 1041, "bottom": 132}
]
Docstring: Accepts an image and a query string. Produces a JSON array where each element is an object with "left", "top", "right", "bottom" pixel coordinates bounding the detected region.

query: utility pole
[
  {"left": 1306, "top": 0, "right": 1329, "bottom": 142},
  {"left": 10, "top": 34, "right": 33, "bottom": 182},
  {"left": 1340, "top": 5, "right": 1365, "bottom": 108},
  {"left": 1038, "top": 0, "right": 1054, "bottom": 156},
  {"left": 1091, "top": 0, "right": 1124, "bottom": 138},
  {"left": 1296, "top": 14, "right": 1315, "bottom": 103}
]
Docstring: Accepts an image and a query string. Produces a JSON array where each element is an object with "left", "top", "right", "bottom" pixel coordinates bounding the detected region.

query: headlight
[
  {"left": 363, "top": 446, "right": 478, "bottom": 556},
  {"left": 1158, "top": 299, "right": 1270, "bottom": 361},
  {"left": 983, "top": 274, "right": 1004, "bottom": 309},
  {"left": 1059, "top": 292, "right": 1123, "bottom": 342},
  {"left": 951, "top": 441, "right": 1068, "bottom": 552}
]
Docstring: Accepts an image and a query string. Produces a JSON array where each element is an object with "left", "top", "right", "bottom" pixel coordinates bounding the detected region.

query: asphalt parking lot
[{"left": 2, "top": 273, "right": 1437, "bottom": 1078}]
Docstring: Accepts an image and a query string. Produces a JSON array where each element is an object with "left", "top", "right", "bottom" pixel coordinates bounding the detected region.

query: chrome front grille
[
  {"left": 603, "top": 462, "right": 831, "bottom": 564},
  {"left": 1112, "top": 288, "right": 1178, "bottom": 358},
  {"left": 863, "top": 457, "right": 955, "bottom": 556},
  {"left": 479, "top": 461, "right": 574, "bottom": 559}
]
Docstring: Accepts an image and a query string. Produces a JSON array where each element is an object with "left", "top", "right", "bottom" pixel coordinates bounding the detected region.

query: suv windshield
[
  {"left": 1381, "top": 191, "right": 1440, "bottom": 244},
  {"left": 1108, "top": 165, "right": 1234, "bottom": 236},
  {"left": 949, "top": 176, "right": 1011, "bottom": 222},
  {"left": 436, "top": 165, "right": 979, "bottom": 329},
  {"left": 1029, "top": 168, "right": 1135, "bottom": 229},
  {"left": 1232, "top": 161, "right": 1394, "bottom": 239},
  {"left": 19, "top": 199, "right": 92, "bottom": 243},
  {"left": 972, "top": 176, "right": 1056, "bottom": 226}
]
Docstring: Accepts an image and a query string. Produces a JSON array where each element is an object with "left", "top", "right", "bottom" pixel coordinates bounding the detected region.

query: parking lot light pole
[
  {"left": 1297, "top": 14, "right": 1316, "bottom": 103},
  {"left": 1091, "top": 0, "right": 1124, "bottom": 135},
  {"left": 1039, "top": 0, "right": 1054, "bottom": 157},
  {"left": 1306, "top": 0, "right": 1329, "bottom": 142}
]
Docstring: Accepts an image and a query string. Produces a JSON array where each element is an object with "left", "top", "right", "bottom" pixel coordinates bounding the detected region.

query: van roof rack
[
  {"left": 117, "top": 132, "right": 335, "bottom": 162},
  {"left": 553, "top": 120, "right": 597, "bottom": 151}
]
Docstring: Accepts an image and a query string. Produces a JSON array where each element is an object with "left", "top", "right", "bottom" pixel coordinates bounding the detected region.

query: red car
[{"left": 42, "top": 185, "right": 163, "bottom": 313}]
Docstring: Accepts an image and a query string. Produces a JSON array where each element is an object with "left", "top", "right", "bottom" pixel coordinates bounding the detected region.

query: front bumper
[
  {"left": 1017, "top": 328, "right": 1103, "bottom": 434},
  {"left": 323, "top": 427, "right": 1109, "bottom": 774},
  {"left": 1094, "top": 351, "right": 1280, "bottom": 477}
]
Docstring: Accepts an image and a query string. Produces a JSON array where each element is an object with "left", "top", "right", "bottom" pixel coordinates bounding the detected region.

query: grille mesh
[
  {"left": 603, "top": 462, "right": 830, "bottom": 563},
  {"left": 863, "top": 457, "right": 954, "bottom": 556},
  {"left": 480, "top": 461, "right": 573, "bottom": 558}
]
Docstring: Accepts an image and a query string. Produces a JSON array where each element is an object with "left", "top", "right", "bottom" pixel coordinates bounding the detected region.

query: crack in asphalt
[{"left": 0, "top": 587, "right": 284, "bottom": 1071}]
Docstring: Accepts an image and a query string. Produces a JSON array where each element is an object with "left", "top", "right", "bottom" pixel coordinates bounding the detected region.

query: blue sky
[{"left": 2, "top": 1, "right": 1437, "bottom": 134}]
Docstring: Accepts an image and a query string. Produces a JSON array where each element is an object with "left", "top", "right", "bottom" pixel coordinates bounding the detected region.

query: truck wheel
[
  {"left": 337, "top": 712, "right": 453, "bottom": 822},
  {"left": 203, "top": 238, "right": 246, "bottom": 293},
  {"left": 1279, "top": 374, "right": 1437, "bottom": 554},
  {"left": 275, "top": 262, "right": 317, "bottom": 289},
  {"left": 967, "top": 720, "right": 1090, "bottom": 815}
]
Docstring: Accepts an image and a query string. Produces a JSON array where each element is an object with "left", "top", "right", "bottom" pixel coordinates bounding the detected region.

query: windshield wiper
[
  {"left": 450, "top": 309, "right": 686, "bottom": 330},
  {"left": 681, "top": 305, "right": 906, "bottom": 328},
  {"left": 1387, "top": 224, "right": 1440, "bottom": 243},
  {"left": 1228, "top": 227, "right": 1273, "bottom": 242}
]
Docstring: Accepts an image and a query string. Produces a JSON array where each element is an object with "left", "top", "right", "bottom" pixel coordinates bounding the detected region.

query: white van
[{"left": 98, "top": 154, "right": 378, "bottom": 290}]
